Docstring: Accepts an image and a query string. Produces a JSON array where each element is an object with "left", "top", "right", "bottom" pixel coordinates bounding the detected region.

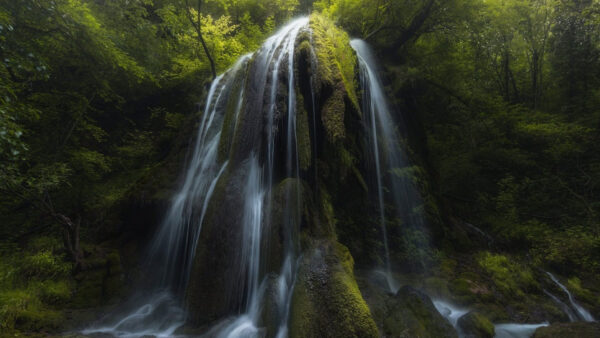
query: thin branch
[{"left": 185, "top": 0, "right": 216, "bottom": 80}]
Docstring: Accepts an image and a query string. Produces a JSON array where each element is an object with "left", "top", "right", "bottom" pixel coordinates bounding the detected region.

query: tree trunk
[
  {"left": 185, "top": 0, "right": 216, "bottom": 80},
  {"left": 390, "top": 0, "right": 436, "bottom": 50},
  {"left": 57, "top": 213, "right": 84, "bottom": 271}
]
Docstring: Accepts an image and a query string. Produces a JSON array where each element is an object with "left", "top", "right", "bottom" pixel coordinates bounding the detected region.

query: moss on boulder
[
  {"left": 382, "top": 285, "right": 458, "bottom": 338},
  {"left": 457, "top": 311, "right": 495, "bottom": 338},
  {"left": 289, "top": 240, "right": 378, "bottom": 338}
]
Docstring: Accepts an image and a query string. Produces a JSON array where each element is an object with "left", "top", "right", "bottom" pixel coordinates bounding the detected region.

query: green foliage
[
  {"left": 0, "top": 237, "right": 73, "bottom": 333},
  {"left": 477, "top": 252, "right": 537, "bottom": 298},
  {"left": 531, "top": 226, "right": 600, "bottom": 274},
  {"left": 0, "top": 289, "right": 64, "bottom": 332},
  {"left": 0, "top": 0, "right": 312, "bottom": 246},
  {"left": 20, "top": 251, "right": 70, "bottom": 280},
  {"left": 326, "top": 0, "right": 600, "bottom": 279}
]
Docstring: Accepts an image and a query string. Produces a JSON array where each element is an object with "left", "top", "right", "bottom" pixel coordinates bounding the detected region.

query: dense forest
[{"left": 1, "top": 0, "right": 599, "bottom": 337}]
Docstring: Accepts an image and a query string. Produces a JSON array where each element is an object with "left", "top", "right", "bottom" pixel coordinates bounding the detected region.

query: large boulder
[
  {"left": 381, "top": 285, "right": 458, "bottom": 338},
  {"left": 289, "top": 240, "right": 379, "bottom": 338},
  {"left": 457, "top": 311, "right": 495, "bottom": 338}
]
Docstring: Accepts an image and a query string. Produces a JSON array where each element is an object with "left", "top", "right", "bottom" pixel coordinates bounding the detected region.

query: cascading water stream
[
  {"left": 547, "top": 272, "right": 595, "bottom": 322},
  {"left": 214, "top": 155, "right": 266, "bottom": 338},
  {"left": 210, "top": 17, "right": 309, "bottom": 338},
  {"left": 351, "top": 39, "right": 427, "bottom": 294},
  {"left": 82, "top": 55, "right": 251, "bottom": 338},
  {"left": 543, "top": 289, "right": 578, "bottom": 322}
]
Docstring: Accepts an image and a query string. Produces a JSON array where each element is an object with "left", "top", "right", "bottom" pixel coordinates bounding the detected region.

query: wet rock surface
[
  {"left": 457, "top": 311, "right": 495, "bottom": 338},
  {"left": 533, "top": 322, "right": 600, "bottom": 338}
]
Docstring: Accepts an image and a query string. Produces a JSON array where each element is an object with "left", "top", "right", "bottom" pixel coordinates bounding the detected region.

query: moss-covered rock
[
  {"left": 309, "top": 14, "right": 359, "bottom": 111},
  {"left": 309, "top": 14, "right": 359, "bottom": 145},
  {"left": 533, "top": 322, "right": 600, "bottom": 338},
  {"left": 457, "top": 311, "right": 495, "bottom": 338},
  {"left": 289, "top": 240, "right": 379, "bottom": 337},
  {"left": 382, "top": 285, "right": 458, "bottom": 338}
]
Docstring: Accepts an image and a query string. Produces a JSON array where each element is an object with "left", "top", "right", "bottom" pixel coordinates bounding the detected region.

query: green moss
[
  {"left": 322, "top": 86, "right": 347, "bottom": 143},
  {"left": 309, "top": 14, "right": 360, "bottom": 145},
  {"left": 309, "top": 14, "right": 359, "bottom": 111},
  {"left": 477, "top": 252, "right": 538, "bottom": 298},
  {"left": 567, "top": 277, "right": 596, "bottom": 305},
  {"left": 296, "top": 92, "right": 313, "bottom": 171},
  {"left": 458, "top": 312, "right": 495, "bottom": 338},
  {"left": 319, "top": 189, "right": 337, "bottom": 236},
  {"left": 289, "top": 240, "right": 379, "bottom": 337}
]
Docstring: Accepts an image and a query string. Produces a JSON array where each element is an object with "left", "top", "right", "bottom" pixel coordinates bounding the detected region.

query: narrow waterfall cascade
[
  {"left": 543, "top": 289, "right": 578, "bottom": 322},
  {"left": 82, "top": 55, "right": 252, "bottom": 338},
  {"left": 351, "top": 39, "right": 426, "bottom": 293},
  {"left": 547, "top": 272, "right": 596, "bottom": 322}
]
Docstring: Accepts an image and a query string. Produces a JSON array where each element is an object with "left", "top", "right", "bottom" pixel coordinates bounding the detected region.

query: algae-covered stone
[
  {"left": 457, "top": 311, "right": 495, "bottom": 338},
  {"left": 533, "top": 322, "right": 600, "bottom": 338},
  {"left": 289, "top": 240, "right": 379, "bottom": 337},
  {"left": 382, "top": 285, "right": 458, "bottom": 338}
]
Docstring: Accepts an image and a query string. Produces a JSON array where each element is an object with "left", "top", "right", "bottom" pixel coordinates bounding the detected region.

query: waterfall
[
  {"left": 82, "top": 53, "right": 252, "bottom": 338},
  {"left": 351, "top": 39, "right": 426, "bottom": 293},
  {"left": 547, "top": 272, "right": 595, "bottom": 322},
  {"left": 204, "top": 17, "right": 309, "bottom": 337}
]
